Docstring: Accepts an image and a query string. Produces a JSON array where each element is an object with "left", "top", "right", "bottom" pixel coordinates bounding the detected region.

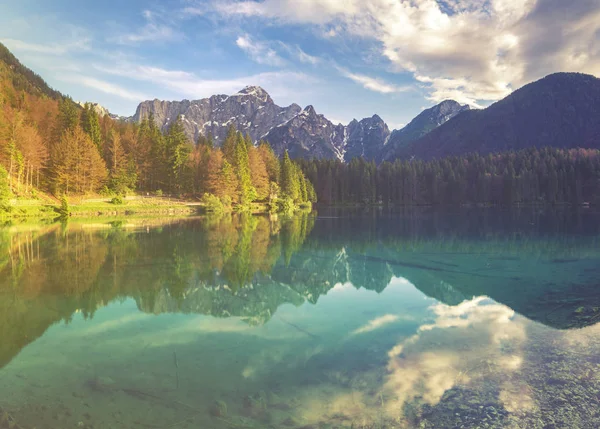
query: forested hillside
[
  {"left": 2, "top": 42, "right": 599, "bottom": 211},
  {"left": 0, "top": 43, "right": 314, "bottom": 212},
  {"left": 391, "top": 73, "right": 600, "bottom": 160},
  {"left": 299, "top": 148, "right": 600, "bottom": 206}
]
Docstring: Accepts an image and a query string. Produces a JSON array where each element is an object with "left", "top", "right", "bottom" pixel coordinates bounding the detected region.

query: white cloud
[
  {"left": 296, "top": 47, "right": 321, "bottom": 65},
  {"left": 62, "top": 75, "right": 150, "bottom": 101},
  {"left": 214, "top": 0, "right": 360, "bottom": 24},
  {"left": 337, "top": 67, "right": 410, "bottom": 94},
  {"left": 277, "top": 42, "right": 322, "bottom": 64},
  {"left": 213, "top": 0, "right": 600, "bottom": 104},
  {"left": 352, "top": 314, "right": 401, "bottom": 335},
  {"left": 0, "top": 37, "right": 90, "bottom": 55},
  {"left": 93, "top": 62, "right": 315, "bottom": 101},
  {"left": 236, "top": 34, "right": 286, "bottom": 67},
  {"left": 110, "top": 9, "right": 183, "bottom": 45}
]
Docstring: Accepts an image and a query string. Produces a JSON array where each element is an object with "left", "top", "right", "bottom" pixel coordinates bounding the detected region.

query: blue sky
[{"left": 1, "top": 0, "right": 598, "bottom": 129}]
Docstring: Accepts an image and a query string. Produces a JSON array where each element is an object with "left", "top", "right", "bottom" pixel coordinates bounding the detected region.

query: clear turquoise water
[{"left": 1, "top": 208, "right": 600, "bottom": 429}]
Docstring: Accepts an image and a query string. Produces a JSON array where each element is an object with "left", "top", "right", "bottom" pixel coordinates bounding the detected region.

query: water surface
[{"left": 1, "top": 209, "right": 600, "bottom": 429}]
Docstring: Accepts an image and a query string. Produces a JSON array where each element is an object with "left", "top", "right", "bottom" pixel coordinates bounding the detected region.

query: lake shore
[{"left": 0, "top": 196, "right": 313, "bottom": 220}]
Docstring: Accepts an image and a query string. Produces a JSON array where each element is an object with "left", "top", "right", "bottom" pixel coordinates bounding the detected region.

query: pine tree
[
  {"left": 52, "top": 98, "right": 79, "bottom": 145},
  {"left": 222, "top": 124, "right": 237, "bottom": 165},
  {"left": 220, "top": 160, "right": 238, "bottom": 202},
  {"left": 165, "top": 116, "right": 192, "bottom": 194},
  {"left": 234, "top": 132, "right": 256, "bottom": 205},
  {"left": 281, "top": 151, "right": 300, "bottom": 202},
  {"left": 108, "top": 131, "right": 136, "bottom": 194},
  {"left": 147, "top": 112, "right": 167, "bottom": 191},
  {"left": 244, "top": 133, "right": 253, "bottom": 150},
  {"left": 80, "top": 103, "right": 102, "bottom": 152}
]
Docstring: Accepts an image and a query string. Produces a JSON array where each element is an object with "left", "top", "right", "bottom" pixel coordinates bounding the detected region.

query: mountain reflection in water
[{"left": 1, "top": 208, "right": 600, "bottom": 429}]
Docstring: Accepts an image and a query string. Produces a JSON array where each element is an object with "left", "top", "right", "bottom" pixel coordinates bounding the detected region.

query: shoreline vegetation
[
  {"left": 0, "top": 195, "right": 596, "bottom": 222},
  {"left": 2, "top": 44, "right": 600, "bottom": 221},
  {"left": 1, "top": 44, "right": 316, "bottom": 217},
  {"left": 0, "top": 194, "right": 314, "bottom": 220}
]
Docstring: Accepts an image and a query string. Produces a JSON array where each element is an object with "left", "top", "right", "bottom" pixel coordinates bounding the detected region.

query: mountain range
[
  {"left": 391, "top": 72, "right": 600, "bottom": 160},
  {"left": 130, "top": 72, "right": 600, "bottom": 163},
  {"left": 5, "top": 40, "right": 599, "bottom": 164},
  {"left": 130, "top": 86, "right": 470, "bottom": 162}
]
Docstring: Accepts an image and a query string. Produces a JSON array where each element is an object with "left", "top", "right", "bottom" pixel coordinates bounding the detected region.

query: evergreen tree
[
  {"left": 165, "top": 116, "right": 192, "bottom": 194},
  {"left": 222, "top": 124, "right": 237, "bottom": 165},
  {"left": 54, "top": 98, "right": 79, "bottom": 138},
  {"left": 220, "top": 160, "right": 238, "bottom": 202},
  {"left": 244, "top": 133, "right": 253, "bottom": 150},
  {"left": 234, "top": 132, "right": 256, "bottom": 205},
  {"left": 147, "top": 112, "right": 167, "bottom": 191},
  {"left": 80, "top": 103, "right": 102, "bottom": 152},
  {"left": 258, "top": 141, "right": 280, "bottom": 183},
  {"left": 108, "top": 131, "right": 137, "bottom": 194},
  {"left": 281, "top": 151, "right": 300, "bottom": 202}
]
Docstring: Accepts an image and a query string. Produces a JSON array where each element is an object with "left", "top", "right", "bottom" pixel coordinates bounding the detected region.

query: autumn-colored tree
[
  {"left": 1, "top": 106, "right": 25, "bottom": 192},
  {"left": 190, "top": 144, "right": 210, "bottom": 194},
  {"left": 205, "top": 149, "right": 224, "bottom": 196},
  {"left": 52, "top": 126, "right": 107, "bottom": 194},
  {"left": 258, "top": 141, "right": 280, "bottom": 183},
  {"left": 17, "top": 122, "right": 46, "bottom": 192},
  {"left": 248, "top": 146, "right": 269, "bottom": 200},
  {"left": 0, "top": 165, "right": 11, "bottom": 210}
]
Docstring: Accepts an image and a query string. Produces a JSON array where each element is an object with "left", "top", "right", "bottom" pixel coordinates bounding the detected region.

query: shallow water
[{"left": 1, "top": 208, "right": 600, "bottom": 429}]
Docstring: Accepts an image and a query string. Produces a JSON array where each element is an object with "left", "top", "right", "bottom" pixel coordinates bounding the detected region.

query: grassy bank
[
  {"left": 0, "top": 196, "right": 200, "bottom": 220},
  {"left": 0, "top": 196, "right": 310, "bottom": 220}
]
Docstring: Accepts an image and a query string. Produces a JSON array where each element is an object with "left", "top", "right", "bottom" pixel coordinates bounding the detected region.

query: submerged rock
[
  {"left": 0, "top": 407, "right": 22, "bottom": 429},
  {"left": 209, "top": 400, "right": 227, "bottom": 417}
]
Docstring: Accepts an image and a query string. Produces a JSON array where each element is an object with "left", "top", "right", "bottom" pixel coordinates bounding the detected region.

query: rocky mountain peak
[
  {"left": 378, "top": 99, "right": 470, "bottom": 162},
  {"left": 431, "top": 100, "right": 470, "bottom": 124},
  {"left": 370, "top": 114, "right": 384, "bottom": 123},
  {"left": 301, "top": 105, "right": 318, "bottom": 117},
  {"left": 235, "top": 86, "right": 273, "bottom": 103},
  {"left": 132, "top": 87, "right": 300, "bottom": 144},
  {"left": 77, "top": 101, "right": 111, "bottom": 117}
]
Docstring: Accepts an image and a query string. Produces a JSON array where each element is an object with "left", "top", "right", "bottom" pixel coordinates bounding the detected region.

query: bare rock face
[
  {"left": 131, "top": 86, "right": 301, "bottom": 144},
  {"left": 344, "top": 115, "right": 391, "bottom": 162},
  {"left": 260, "top": 101, "right": 466, "bottom": 162},
  {"left": 264, "top": 105, "right": 346, "bottom": 160}
]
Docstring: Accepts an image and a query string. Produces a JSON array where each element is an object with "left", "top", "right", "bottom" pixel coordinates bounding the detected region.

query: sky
[{"left": 0, "top": 0, "right": 599, "bottom": 129}]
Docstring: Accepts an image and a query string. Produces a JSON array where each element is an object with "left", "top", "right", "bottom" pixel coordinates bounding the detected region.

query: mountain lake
[{"left": 1, "top": 207, "right": 600, "bottom": 429}]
